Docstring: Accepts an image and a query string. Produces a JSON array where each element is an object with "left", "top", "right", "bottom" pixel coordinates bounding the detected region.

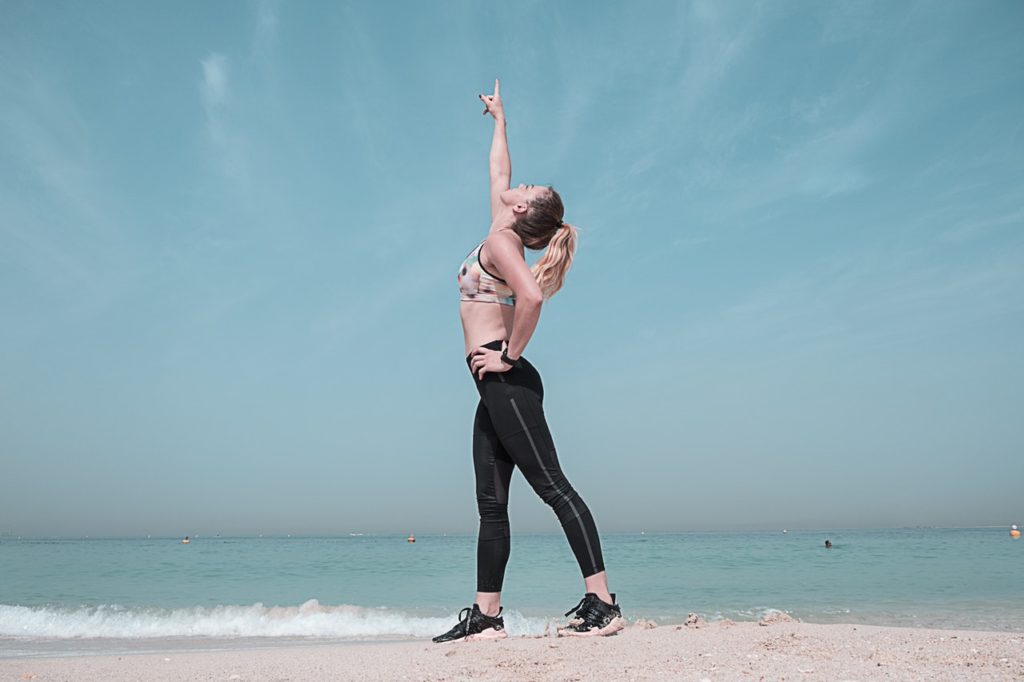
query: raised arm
[{"left": 479, "top": 79, "right": 510, "bottom": 220}]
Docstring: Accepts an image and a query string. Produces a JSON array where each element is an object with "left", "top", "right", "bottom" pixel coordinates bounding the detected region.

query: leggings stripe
[{"left": 509, "top": 397, "right": 598, "bottom": 571}]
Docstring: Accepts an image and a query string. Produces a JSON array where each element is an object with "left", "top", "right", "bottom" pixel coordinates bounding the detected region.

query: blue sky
[{"left": 1, "top": 0, "right": 1021, "bottom": 537}]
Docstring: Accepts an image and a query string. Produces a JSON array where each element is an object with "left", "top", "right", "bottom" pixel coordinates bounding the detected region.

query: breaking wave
[{"left": 0, "top": 600, "right": 551, "bottom": 639}]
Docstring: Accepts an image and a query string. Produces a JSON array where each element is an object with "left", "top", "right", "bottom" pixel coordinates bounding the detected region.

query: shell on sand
[{"left": 676, "top": 612, "right": 707, "bottom": 629}]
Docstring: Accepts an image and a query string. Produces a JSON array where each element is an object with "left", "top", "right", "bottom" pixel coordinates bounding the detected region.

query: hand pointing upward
[{"left": 479, "top": 78, "right": 504, "bottom": 120}]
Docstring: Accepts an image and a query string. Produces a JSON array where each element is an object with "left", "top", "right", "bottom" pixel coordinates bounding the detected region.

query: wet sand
[{"left": 2, "top": 619, "right": 1022, "bottom": 681}]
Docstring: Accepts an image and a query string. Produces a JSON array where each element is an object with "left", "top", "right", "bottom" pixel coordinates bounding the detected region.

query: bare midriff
[{"left": 461, "top": 300, "right": 516, "bottom": 357}]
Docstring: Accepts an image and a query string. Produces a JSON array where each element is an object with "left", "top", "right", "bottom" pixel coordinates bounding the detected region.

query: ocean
[{"left": 1, "top": 528, "right": 1021, "bottom": 657}]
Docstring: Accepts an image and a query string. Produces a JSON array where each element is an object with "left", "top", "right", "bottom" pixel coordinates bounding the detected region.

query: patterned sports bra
[{"left": 457, "top": 240, "right": 516, "bottom": 306}]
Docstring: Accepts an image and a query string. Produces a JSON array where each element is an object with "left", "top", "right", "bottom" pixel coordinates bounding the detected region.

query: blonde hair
[
  {"left": 511, "top": 186, "right": 578, "bottom": 299},
  {"left": 531, "top": 223, "right": 578, "bottom": 299}
]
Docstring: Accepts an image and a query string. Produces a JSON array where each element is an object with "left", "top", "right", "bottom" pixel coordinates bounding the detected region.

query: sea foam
[{"left": 0, "top": 600, "right": 550, "bottom": 639}]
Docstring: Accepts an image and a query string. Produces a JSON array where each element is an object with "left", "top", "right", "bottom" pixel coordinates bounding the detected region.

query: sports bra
[{"left": 457, "top": 241, "right": 516, "bottom": 306}]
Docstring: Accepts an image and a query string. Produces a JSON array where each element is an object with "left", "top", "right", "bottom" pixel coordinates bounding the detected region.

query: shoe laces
[
  {"left": 564, "top": 594, "right": 602, "bottom": 624},
  {"left": 455, "top": 605, "right": 502, "bottom": 637},
  {"left": 456, "top": 606, "right": 473, "bottom": 638}
]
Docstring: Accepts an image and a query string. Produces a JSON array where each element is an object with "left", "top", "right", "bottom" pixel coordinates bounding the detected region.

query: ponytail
[
  {"left": 531, "top": 223, "right": 578, "bottom": 299},
  {"left": 509, "top": 186, "right": 577, "bottom": 298}
]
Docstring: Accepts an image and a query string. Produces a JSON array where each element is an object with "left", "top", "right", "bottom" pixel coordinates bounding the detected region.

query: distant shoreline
[{"left": 2, "top": 526, "right": 1018, "bottom": 540}]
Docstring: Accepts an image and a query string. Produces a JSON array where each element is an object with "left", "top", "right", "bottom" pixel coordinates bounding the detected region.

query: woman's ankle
[
  {"left": 475, "top": 592, "right": 502, "bottom": 617},
  {"left": 583, "top": 571, "right": 613, "bottom": 605}
]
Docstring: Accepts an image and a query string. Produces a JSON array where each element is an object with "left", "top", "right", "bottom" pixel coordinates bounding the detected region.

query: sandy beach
[{"left": 3, "top": 619, "right": 1021, "bottom": 682}]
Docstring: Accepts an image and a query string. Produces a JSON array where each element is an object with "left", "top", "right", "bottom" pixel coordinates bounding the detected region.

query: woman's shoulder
[
  {"left": 483, "top": 227, "right": 520, "bottom": 250},
  {"left": 480, "top": 229, "right": 524, "bottom": 278}
]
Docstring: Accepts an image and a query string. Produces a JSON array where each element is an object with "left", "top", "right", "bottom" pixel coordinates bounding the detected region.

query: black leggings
[{"left": 468, "top": 340, "right": 605, "bottom": 592}]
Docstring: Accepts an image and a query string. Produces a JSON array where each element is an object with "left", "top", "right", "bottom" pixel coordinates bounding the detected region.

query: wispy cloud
[
  {"left": 199, "top": 52, "right": 249, "bottom": 185},
  {"left": 576, "top": 1, "right": 994, "bottom": 253},
  {"left": 0, "top": 61, "right": 102, "bottom": 229},
  {"left": 252, "top": 0, "right": 279, "bottom": 74},
  {"left": 670, "top": 235, "right": 1024, "bottom": 366},
  {"left": 939, "top": 206, "right": 1024, "bottom": 244},
  {"left": 0, "top": 59, "right": 134, "bottom": 318},
  {"left": 201, "top": 53, "right": 228, "bottom": 108},
  {"left": 256, "top": 0, "right": 278, "bottom": 40}
]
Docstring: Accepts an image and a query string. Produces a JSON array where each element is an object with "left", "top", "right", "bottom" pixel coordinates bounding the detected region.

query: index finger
[{"left": 494, "top": 78, "right": 500, "bottom": 97}]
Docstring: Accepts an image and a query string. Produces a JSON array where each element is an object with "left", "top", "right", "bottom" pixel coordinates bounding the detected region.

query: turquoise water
[{"left": 1, "top": 528, "right": 1022, "bottom": 654}]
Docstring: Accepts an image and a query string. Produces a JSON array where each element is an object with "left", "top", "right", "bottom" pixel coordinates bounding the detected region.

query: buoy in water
[{"left": 1011, "top": 525, "right": 1020, "bottom": 539}]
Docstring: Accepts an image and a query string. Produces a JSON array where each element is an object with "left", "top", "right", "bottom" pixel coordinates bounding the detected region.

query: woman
[{"left": 432, "top": 80, "right": 624, "bottom": 643}]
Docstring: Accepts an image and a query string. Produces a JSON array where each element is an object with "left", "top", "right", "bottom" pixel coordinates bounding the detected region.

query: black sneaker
[
  {"left": 557, "top": 593, "right": 625, "bottom": 637},
  {"left": 432, "top": 604, "right": 508, "bottom": 643}
]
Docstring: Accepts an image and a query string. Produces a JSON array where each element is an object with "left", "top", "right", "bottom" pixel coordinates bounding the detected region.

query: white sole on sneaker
[
  {"left": 557, "top": 616, "right": 626, "bottom": 637},
  {"left": 465, "top": 627, "right": 509, "bottom": 641}
]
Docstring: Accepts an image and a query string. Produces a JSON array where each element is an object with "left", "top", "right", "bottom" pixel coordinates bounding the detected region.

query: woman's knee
[
  {"left": 534, "top": 476, "right": 578, "bottom": 512},
  {"left": 476, "top": 497, "right": 509, "bottom": 523}
]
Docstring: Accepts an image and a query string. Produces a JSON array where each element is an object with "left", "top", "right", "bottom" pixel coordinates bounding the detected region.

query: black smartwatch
[{"left": 500, "top": 348, "right": 520, "bottom": 367}]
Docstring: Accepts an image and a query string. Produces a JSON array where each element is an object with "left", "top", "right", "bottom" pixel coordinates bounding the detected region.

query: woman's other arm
[
  {"left": 468, "top": 231, "right": 542, "bottom": 379},
  {"left": 486, "top": 231, "right": 543, "bottom": 361},
  {"left": 480, "top": 79, "right": 510, "bottom": 220}
]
